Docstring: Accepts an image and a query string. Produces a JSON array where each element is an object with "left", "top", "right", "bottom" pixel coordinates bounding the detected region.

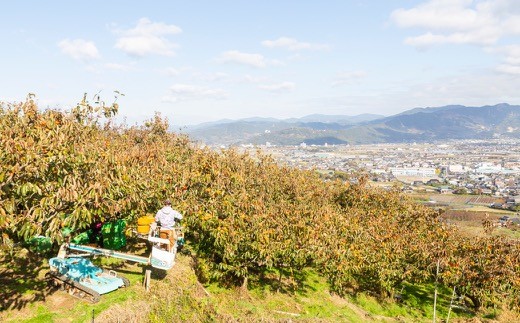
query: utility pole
[{"left": 433, "top": 259, "right": 440, "bottom": 323}]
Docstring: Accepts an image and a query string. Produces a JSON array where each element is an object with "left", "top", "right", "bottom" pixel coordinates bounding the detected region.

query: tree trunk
[
  {"left": 277, "top": 270, "right": 283, "bottom": 292},
  {"left": 239, "top": 276, "right": 251, "bottom": 299},
  {"left": 241, "top": 276, "right": 248, "bottom": 291},
  {"left": 466, "top": 294, "right": 481, "bottom": 311}
]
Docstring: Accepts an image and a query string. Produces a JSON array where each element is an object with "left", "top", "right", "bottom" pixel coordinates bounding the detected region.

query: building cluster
[{"left": 247, "top": 139, "right": 520, "bottom": 201}]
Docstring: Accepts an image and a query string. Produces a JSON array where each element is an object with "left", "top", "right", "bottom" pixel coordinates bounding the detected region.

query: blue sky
[{"left": 2, "top": 0, "right": 520, "bottom": 125}]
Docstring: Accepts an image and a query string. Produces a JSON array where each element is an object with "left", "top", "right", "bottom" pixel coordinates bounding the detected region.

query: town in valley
[{"left": 238, "top": 139, "right": 520, "bottom": 231}]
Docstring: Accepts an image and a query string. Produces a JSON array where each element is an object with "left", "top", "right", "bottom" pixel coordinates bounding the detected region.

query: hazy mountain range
[{"left": 181, "top": 103, "right": 520, "bottom": 145}]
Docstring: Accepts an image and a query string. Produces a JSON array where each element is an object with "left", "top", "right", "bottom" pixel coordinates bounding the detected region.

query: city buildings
[{"left": 242, "top": 139, "right": 520, "bottom": 200}]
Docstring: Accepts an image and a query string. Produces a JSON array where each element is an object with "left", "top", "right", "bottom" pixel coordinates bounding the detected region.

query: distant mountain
[
  {"left": 286, "top": 113, "right": 384, "bottom": 124},
  {"left": 182, "top": 104, "right": 520, "bottom": 145},
  {"left": 368, "top": 103, "right": 520, "bottom": 142},
  {"left": 182, "top": 113, "right": 384, "bottom": 145},
  {"left": 184, "top": 121, "right": 294, "bottom": 145},
  {"left": 395, "top": 105, "right": 468, "bottom": 116}
]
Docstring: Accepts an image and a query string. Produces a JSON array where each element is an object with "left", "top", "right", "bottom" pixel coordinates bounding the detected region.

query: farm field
[{"left": 430, "top": 194, "right": 505, "bottom": 206}]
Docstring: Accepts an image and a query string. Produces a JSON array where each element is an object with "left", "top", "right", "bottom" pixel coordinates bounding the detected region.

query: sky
[{"left": 2, "top": 0, "right": 520, "bottom": 125}]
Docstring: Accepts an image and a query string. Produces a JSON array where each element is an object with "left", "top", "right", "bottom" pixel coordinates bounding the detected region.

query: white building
[
  {"left": 448, "top": 164, "right": 465, "bottom": 173},
  {"left": 390, "top": 167, "right": 437, "bottom": 177}
]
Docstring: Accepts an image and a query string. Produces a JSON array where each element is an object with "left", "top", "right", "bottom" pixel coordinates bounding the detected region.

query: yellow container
[
  {"left": 138, "top": 215, "right": 155, "bottom": 226},
  {"left": 137, "top": 225, "right": 151, "bottom": 234}
]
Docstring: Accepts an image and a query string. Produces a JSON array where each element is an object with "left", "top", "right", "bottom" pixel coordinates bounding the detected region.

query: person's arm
[{"left": 155, "top": 211, "right": 163, "bottom": 227}]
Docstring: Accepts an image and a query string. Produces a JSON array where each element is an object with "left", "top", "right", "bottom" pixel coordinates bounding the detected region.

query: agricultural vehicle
[{"left": 46, "top": 217, "right": 184, "bottom": 303}]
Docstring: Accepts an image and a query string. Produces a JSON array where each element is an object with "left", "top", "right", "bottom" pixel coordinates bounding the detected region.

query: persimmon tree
[{"left": 2, "top": 96, "right": 520, "bottom": 311}]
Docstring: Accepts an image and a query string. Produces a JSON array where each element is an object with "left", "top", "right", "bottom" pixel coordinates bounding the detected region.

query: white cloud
[
  {"left": 162, "top": 66, "right": 194, "bottom": 76},
  {"left": 496, "top": 64, "right": 520, "bottom": 74},
  {"left": 391, "top": 0, "right": 520, "bottom": 48},
  {"left": 115, "top": 18, "right": 182, "bottom": 57},
  {"left": 259, "top": 81, "right": 295, "bottom": 93},
  {"left": 501, "top": 45, "right": 520, "bottom": 64},
  {"left": 261, "top": 37, "right": 329, "bottom": 51},
  {"left": 301, "top": 71, "right": 520, "bottom": 117},
  {"left": 58, "top": 39, "right": 100, "bottom": 61},
  {"left": 404, "top": 29, "right": 499, "bottom": 47},
  {"left": 124, "top": 18, "right": 182, "bottom": 36},
  {"left": 405, "top": 72, "right": 520, "bottom": 103},
  {"left": 162, "top": 84, "right": 228, "bottom": 102},
  {"left": 116, "top": 36, "right": 178, "bottom": 56},
  {"left": 196, "top": 72, "right": 229, "bottom": 82},
  {"left": 217, "top": 50, "right": 282, "bottom": 68},
  {"left": 332, "top": 70, "right": 367, "bottom": 87},
  {"left": 392, "top": 0, "right": 481, "bottom": 31},
  {"left": 495, "top": 45, "right": 520, "bottom": 74}
]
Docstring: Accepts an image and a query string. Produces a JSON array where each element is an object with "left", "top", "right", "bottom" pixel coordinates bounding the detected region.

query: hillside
[
  {"left": 2, "top": 96, "right": 520, "bottom": 321},
  {"left": 369, "top": 103, "right": 520, "bottom": 142},
  {"left": 184, "top": 113, "right": 383, "bottom": 145},
  {"left": 2, "top": 248, "right": 489, "bottom": 322},
  {"left": 185, "top": 103, "right": 520, "bottom": 145}
]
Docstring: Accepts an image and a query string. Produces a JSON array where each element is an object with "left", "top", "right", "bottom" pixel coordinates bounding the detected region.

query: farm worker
[{"left": 155, "top": 199, "right": 183, "bottom": 251}]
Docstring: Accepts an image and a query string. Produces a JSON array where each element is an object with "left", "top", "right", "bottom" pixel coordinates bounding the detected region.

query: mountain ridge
[{"left": 183, "top": 104, "right": 520, "bottom": 145}]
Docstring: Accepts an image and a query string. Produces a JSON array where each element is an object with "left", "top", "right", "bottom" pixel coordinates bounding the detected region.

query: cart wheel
[{"left": 121, "top": 276, "right": 130, "bottom": 288}]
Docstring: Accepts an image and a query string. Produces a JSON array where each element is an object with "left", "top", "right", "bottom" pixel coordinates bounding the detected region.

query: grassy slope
[
  {"left": 0, "top": 245, "right": 487, "bottom": 323},
  {"left": 0, "top": 252, "right": 144, "bottom": 323}
]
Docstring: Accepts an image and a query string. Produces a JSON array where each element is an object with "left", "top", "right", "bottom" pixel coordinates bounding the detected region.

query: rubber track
[{"left": 47, "top": 271, "right": 101, "bottom": 303}]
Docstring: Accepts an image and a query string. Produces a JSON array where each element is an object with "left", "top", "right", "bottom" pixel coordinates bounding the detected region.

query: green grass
[
  {"left": 22, "top": 305, "right": 56, "bottom": 323},
  {"left": 0, "top": 249, "right": 497, "bottom": 322},
  {"left": 0, "top": 246, "right": 146, "bottom": 323},
  {"left": 493, "top": 227, "right": 520, "bottom": 239},
  {"left": 13, "top": 265, "right": 143, "bottom": 323},
  {"left": 202, "top": 268, "right": 476, "bottom": 322},
  {"left": 59, "top": 263, "right": 143, "bottom": 323},
  {"left": 203, "top": 269, "right": 366, "bottom": 321},
  {"left": 351, "top": 293, "right": 407, "bottom": 318}
]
